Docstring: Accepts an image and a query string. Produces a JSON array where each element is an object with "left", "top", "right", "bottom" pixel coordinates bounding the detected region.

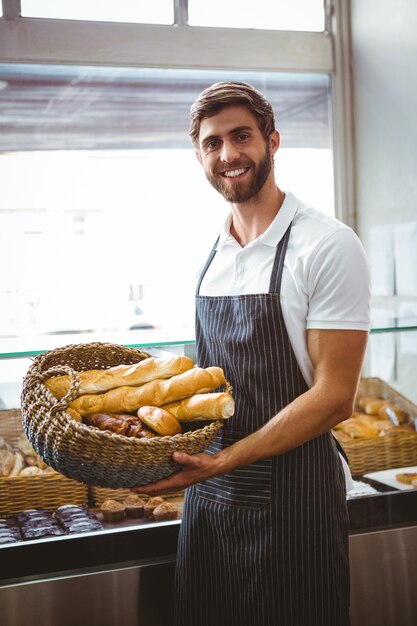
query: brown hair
[{"left": 189, "top": 81, "right": 276, "bottom": 148}]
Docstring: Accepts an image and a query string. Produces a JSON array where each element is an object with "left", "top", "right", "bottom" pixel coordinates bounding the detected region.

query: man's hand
[{"left": 132, "top": 450, "right": 218, "bottom": 496}]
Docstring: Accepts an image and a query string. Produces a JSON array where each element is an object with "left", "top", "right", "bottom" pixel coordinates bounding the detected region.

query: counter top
[{"left": 1, "top": 487, "right": 416, "bottom": 588}]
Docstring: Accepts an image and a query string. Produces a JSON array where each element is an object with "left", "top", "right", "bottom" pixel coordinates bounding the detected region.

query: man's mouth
[{"left": 221, "top": 167, "right": 249, "bottom": 178}]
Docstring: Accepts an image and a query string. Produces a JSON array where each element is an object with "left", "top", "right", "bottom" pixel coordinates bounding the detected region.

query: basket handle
[{"left": 35, "top": 365, "right": 82, "bottom": 415}]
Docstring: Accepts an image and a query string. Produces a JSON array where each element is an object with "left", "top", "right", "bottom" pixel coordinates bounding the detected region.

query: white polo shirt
[{"left": 199, "top": 192, "right": 371, "bottom": 388}]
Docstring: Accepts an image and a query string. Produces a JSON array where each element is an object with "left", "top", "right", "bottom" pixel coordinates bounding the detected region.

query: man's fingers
[{"left": 172, "top": 451, "right": 196, "bottom": 465}]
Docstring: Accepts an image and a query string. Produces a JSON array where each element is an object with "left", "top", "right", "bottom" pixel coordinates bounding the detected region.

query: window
[
  {"left": 20, "top": 0, "right": 325, "bottom": 31},
  {"left": 21, "top": 0, "right": 174, "bottom": 24},
  {"left": 0, "top": 63, "right": 333, "bottom": 338},
  {"left": 188, "top": 0, "right": 325, "bottom": 31}
]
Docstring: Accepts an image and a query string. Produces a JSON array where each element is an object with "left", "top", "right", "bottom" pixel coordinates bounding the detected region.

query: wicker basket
[
  {"left": 336, "top": 378, "right": 417, "bottom": 475},
  {"left": 0, "top": 409, "right": 87, "bottom": 517},
  {"left": 21, "top": 342, "right": 224, "bottom": 489}
]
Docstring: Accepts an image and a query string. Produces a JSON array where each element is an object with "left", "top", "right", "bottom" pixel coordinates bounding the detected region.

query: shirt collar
[{"left": 218, "top": 191, "right": 299, "bottom": 249}]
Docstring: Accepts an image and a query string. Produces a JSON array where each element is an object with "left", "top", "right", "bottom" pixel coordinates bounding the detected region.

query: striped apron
[{"left": 174, "top": 225, "right": 350, "bottom": 626}]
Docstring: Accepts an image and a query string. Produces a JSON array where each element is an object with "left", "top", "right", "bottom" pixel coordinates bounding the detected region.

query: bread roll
[
  {"left": 357, "top": 395, "right": 381, "bottom": 410},
  {"left": 162, "top": 392, "right": 234, "bottom": 421},
  {"left": 378, "top": 403, "right": 408, "bottom": 425},
  {"left": 70, "top": 366, "right": 226, "bottom": 417},
  {"left": 337, "top": 416, "right": 379, "bottom": 438},
  {"left": 46, "top": 355, "right": 194, "bottom": 398},
  {"left": 364, "top": 399, "right": 389, "bottom": 416},
  {"left": 137, "top": 406, "right": 182, "bottom": 436},
  {"left": 0, "top": 449, "right": 16, "bottom": 477},
  {"left": 372, "top": 419, "right": 393, "bottom": 433},
  {"left": 333, "top": 411, "right": 367, "bottom": 430}
]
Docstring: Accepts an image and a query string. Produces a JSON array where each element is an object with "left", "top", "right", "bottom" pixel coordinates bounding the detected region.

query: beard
[{"left": 205, "top": 143, "right": 272, "bottom": 203}]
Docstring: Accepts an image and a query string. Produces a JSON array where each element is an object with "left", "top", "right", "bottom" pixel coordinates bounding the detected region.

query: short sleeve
[{"left": 306, "top": 228, "right": 371, "bottom": 330}]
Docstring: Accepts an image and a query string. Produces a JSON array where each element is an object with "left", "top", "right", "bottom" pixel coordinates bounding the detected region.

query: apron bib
[{"left": 174, "top": 225, "right": 350, "bottom": 626}]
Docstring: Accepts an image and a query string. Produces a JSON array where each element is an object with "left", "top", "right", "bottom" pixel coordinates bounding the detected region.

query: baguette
[
  {"left": 45, "top": 355, "right": 194, "bottom": 398},
  {"left": 162, "top": 392, "right": 234, "bottom": 421},
  {"left": 69, "top": 366, "right": 226, "bottom": 417},
  {"left": 137, "top": 406, "right": 182, "bottom": 436}
]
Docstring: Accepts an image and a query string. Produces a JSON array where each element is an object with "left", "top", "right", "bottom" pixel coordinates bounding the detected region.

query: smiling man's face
[{"left": 197, "top": 104, "right": 276, "bottom": 203}]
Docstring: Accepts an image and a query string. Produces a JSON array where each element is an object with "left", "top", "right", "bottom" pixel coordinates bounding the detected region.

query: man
[{"left": 136, "top": 82, "right": 371, "bottom": 626}]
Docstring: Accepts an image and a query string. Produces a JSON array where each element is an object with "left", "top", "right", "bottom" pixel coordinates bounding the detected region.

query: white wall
[
  {"left": 351, "top": 0, "right": 417, "bottom": 240},
  {"left": 351, "top": 0, "right": 417, "bottom": 401}
]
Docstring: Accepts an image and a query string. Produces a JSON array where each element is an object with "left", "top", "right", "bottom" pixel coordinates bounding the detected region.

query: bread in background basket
[
  {"left": 21, "top": 342, "right": 233, "bottom": 489},
  {"left": 333, "top": 377, "right": 417, "bottom": 475}
]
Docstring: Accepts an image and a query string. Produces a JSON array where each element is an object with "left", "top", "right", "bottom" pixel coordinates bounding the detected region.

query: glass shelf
[
  {"left": 0, "top": 327, "right": 195, "bottom": 360},
  {"left": 369, "top": 317, "right": 417, "bottom": 334},
  {"left": 0, "top": 317, "right": 416, "bottom": 360}
]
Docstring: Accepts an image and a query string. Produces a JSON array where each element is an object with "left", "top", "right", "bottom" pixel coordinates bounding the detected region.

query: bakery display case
[{"left": 0, "top": 323, "right": 416, "bottom": 626}]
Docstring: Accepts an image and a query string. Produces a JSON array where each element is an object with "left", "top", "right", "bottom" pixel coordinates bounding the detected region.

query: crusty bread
[
  {"left": 69, "top": 366, "right": 226, "bottom": 417},
  {"left": 357, "top": 395, "right": 380, "bottom": 410},
  {"left": 378, "top": 403, "right": 408, "bottom": 425},
  {"left": 162, "top": 392, "right": 234, "bottom": 421},
  {"left": 45, "top": 355, "right": 194, "bottom": 398},
  {"left": 137, "top": 406, "right": 182, "bottom": 436},
  {"left": 336, "top": 415, "right": 379, "bottom": 438},
  {"left": 363, "top": 399, "right": 389, "bottom": 416}
]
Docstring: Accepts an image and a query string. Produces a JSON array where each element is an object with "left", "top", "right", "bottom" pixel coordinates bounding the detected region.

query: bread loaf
[
  {"left": 137, "top": 406, "right": 182, "bottom": 436},
  {"left": 45, "top": 355, "right": 194, "bottom": 398},
  {"left": 162, "top": 392, "right": 234, "bottom": 421},
  {"left": 70, "top": 366, "right": 226, "bottom": 417}
]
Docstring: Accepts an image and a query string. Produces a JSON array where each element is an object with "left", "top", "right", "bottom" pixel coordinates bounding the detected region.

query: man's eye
[
  {"left": 206, "top": 140, "right": 219, "bottom": 151},
  {"left": 236, "top": 133, "right": 249, "bottom": 141}
]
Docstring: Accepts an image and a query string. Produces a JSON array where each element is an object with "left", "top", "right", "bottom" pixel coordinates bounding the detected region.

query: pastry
[
  {"left": 336, "top": 415, "right": 379, "bottom": 438},
  {"left": 153, "top": 501, "right": 178, "bottom": 521},
  {"left": 100, "top": 499, "right": 126, "bottom": 522},
  {"left": 395, "top": 472, "right": 417, "bottom": 485},
  {"left": 19, "top": 466, "right": 43, "bottom": 476},
  {"left": 123, "top": 494, "right": 146, "bottom": 518},
  {"left": 144, "top": 496, "right": 165, "bottom": 518}
]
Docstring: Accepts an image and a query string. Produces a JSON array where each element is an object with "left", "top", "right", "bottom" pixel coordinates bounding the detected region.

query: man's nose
[{"left": 220, "top": 141, "right": 240, "bottom": 163}]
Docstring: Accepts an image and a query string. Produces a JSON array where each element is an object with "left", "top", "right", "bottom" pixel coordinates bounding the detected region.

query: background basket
[
  {"left": 21, "top": 342, "right": 224, "bottom": 489},
  {"left": 336, "top": 377, "right": 417, "bottom": 475},
  {"left": 0, "top": 409, "right": 87, "bottom": 517}
]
